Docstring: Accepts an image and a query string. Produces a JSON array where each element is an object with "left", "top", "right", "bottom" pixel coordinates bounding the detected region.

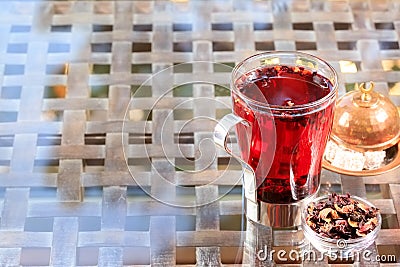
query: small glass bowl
[{"left": 302, "top": 195, "right": 381, "bottom": 257}]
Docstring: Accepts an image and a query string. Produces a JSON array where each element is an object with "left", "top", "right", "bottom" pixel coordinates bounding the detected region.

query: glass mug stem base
[
  {"left": 257, "top": 191, "right": 318, "bottom": 228},
  {"left": 214, "top": 113, "right": 317, "bottom": 228}
]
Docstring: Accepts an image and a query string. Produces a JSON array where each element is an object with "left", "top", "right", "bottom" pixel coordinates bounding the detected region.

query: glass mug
[{"left": 214, "top": 51, "right": 338, "bottom": 228}]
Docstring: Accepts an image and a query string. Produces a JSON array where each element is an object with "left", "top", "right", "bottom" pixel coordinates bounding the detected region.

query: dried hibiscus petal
[
  {"left": 306, "top": 217, "right": 316, "bottom": 229},
  {"left": 357, "top": 203, "right": 368, "bottom": 212},
  {"left": 307, "top": 202, "right": 315, "bottom": 214},
  {"left": 348, "top": 218, "right": 359, "bottom": 228},
  {"left": 320, "top": 223, "right": 333, "bottom": 233},
  {"left": 319, "top": 208, "right": 334, "bottom": 222},
  {"left": 334, "top": 203, "right": 354, "bottom": 214},
  {"left": 356, "top": 229, "right": 367, "bottom": 237}
]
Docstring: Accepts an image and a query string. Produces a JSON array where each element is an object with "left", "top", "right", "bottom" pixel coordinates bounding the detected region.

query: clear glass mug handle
[{"left": 213, "top": 113, "right": 257, "bottom": 205}]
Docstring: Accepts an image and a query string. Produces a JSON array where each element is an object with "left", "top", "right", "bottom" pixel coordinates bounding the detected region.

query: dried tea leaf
[
  {"left": 321, "top": 223, "right": 333, "bottom": 233},
  {"left": 305, "top": 193, "right": 380, "bottom": 240},
  {"left": 331, "top": 210, "right": 340, "bottom": 219},
  {"left": 335, "top": 203, "right": 354, "bottom": 214},
  {"left": 357, "top": 203, "right": 368, "bottom": 212},
  {"left": 320, "top": 208, "right": 335, "bottom": 222},
  {"left": 308, "top": 202, "right": 315, "bottom": 214},
  {"left": 348, "top": 218, "right": 359, "bottom": 228},
  {"left": 306, "top": 217, "right": 316, "bottom": 229},
  {"left": 356, "top": 229, "right": 367, "bottom": 237},
  {"left": 359, "top": 217, "right": 378, "bottom": 232}
]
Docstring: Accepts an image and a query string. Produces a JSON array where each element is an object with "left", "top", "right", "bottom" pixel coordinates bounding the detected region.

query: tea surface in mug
[{"left": 233, "top": 65, "right": 335, "bottom": 203}]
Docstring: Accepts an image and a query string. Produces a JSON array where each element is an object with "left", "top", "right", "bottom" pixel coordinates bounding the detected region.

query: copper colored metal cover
[{"left": 331, "top": 82, "right": 400, "bottom": 152}]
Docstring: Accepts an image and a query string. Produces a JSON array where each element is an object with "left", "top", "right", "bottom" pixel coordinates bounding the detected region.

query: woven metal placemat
[{"left": 0, "top": 1, "right": 399, "bottom": 266}]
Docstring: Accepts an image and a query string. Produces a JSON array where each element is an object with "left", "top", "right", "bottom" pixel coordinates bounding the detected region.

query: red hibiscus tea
[{"left": 232, "top": 55, "right": 337, "bottom": 204}]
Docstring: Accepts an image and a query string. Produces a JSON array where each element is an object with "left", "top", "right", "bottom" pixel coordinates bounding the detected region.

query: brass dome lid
[{"left": 331, "top": 82, "right": 400, "bottom": 152}]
